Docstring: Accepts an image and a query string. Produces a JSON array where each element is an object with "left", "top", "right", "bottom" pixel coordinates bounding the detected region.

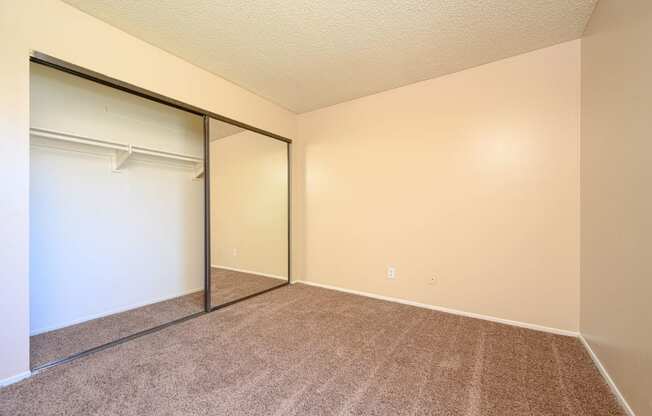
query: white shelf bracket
[
  {"left": 193, "top": 163, "right": 205, "bottom": 180},
  {"left": 112, "top": 145, "right": 133, "bottom": 172}
]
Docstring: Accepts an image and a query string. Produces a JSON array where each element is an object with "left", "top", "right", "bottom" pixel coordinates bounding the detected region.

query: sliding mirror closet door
[
  {"left": 29, "top": 63, "right": 206, "bottom": 369},
  {"left": 209, "top": 118, "right": 289, "bottom": 308}
]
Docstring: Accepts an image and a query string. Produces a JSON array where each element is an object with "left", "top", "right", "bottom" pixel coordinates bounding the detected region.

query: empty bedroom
[{"left": 0, "top": 0, "right": 649, "bottom": 415}]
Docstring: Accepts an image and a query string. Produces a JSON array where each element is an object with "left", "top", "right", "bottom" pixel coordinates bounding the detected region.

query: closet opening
[{"left": 28, "top": 52, "right": 291, "bottom": 372}]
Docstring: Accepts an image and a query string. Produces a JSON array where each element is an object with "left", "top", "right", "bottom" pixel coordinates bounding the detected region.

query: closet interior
[{"left": 29, "top": 62, "right": 206, "bottom": 369}]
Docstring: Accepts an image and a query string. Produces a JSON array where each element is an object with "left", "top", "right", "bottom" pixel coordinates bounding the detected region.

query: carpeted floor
[
  {"left": 6, "top": 283, "right": 624, "bottom": 416},
  {"left": 30, "top": 268, "right": 286, "bottom": 369}
]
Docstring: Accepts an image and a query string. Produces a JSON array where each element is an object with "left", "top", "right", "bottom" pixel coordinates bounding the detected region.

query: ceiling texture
[{"left": 63, "top": 0, "right": 597, "bottom": 113}]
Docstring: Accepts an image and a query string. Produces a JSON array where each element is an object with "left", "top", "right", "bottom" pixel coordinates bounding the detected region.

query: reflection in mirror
[{"left": 209, "top": 118, "right": 289, "bottom": 307}]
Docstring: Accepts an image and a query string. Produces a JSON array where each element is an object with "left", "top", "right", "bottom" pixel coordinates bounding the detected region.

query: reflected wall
[{"left": 209, "top": 118, "right": 289, "bottom": 307}]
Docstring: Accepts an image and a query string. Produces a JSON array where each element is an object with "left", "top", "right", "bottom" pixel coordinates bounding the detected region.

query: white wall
[
  {"left": 210, "top": 128, "right": 288, "bottom": 278},
  {"left": 30, "top": 63, "right": 204, "bottom": 158},
  {"left": 298, "top": 40, "right": 581, "bottom": 332},
  {"left": 29, "top": 64, "right": 204, "bottom": 335},
  {"left": 0, "top": 0, "right": 297, "bottom": 384}
]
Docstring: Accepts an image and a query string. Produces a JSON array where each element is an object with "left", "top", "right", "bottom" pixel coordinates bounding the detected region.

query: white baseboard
[
  {"left": 579, "top": 335, "right": 636, "bottom": 416},
  {"left": 0, "top": 371, "right": 31, "bottom": 388},
  {"left": 212, "top": 265, "right": 288, "bottom": 281},
  {"left": 30, "top": 286, "right": 204, "bottom": 336},
  {"left": 293, "top": 280, "right": 578, "bottom": 337}
]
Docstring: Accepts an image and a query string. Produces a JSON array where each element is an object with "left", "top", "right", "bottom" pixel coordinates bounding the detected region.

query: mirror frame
[{"left": 204, "top": 116, "right": 291, "bottom": 311}]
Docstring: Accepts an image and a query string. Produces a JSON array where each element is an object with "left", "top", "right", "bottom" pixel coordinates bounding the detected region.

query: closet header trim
[{"left": 29, "top": 51, "right": 293, "bottom": 144}]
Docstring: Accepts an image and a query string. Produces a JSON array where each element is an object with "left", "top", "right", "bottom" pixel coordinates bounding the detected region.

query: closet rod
[
  {"left": 30, "top": 127, "right": 203, "bottom": 163},
  {"left": 31, "top": 127, "right": 128, "bottom": 152}
]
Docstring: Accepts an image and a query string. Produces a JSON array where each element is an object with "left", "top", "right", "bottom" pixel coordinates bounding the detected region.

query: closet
[{"left": 28, "top": 55, "right": 291, "bottom": 371}]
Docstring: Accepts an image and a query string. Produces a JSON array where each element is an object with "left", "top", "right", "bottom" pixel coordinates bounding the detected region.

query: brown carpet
[
  {"left": 30, "top": 268, "right": 286, "bottom": 369},
  {"left": 6, "top": 284, "right": 624, "bottom": 416}
]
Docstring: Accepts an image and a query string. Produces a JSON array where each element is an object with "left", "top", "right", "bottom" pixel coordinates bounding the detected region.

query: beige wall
[
  {"left": 0, "top": 0, "right": 297, "bottom": 383},
  {"left": 298, "top": 40, "right": 581, "bottom": 332},
  {"left": 581, "top": 1, "right": 652, "bottom": 414},
  {"left": 210, "top": 129, "right": 289, "bottom": 278}
]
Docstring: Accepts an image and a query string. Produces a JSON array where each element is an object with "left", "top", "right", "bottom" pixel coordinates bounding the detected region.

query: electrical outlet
[
  {"left": 232, "top": 248, "right": 238, "bottom": 256},
  {"left": 428, "top": 276, "right": 437, "bottom": 286},
  {"left": 387, "top": 266, "right": 396, "bottom": 279}
]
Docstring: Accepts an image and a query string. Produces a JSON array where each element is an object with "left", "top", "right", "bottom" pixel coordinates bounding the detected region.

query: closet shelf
[{"left": 30, "top": 127, "right": 205, "bottom": 179}]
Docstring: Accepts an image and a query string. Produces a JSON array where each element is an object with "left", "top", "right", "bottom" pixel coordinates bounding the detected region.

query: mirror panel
[{"left": 209, "top": 118, "right": 289, "bottom": 308}]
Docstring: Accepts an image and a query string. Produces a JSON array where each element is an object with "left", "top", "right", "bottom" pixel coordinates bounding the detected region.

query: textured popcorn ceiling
[{"left": 62, "top": 0, "right": 597, "bottom": 113}]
